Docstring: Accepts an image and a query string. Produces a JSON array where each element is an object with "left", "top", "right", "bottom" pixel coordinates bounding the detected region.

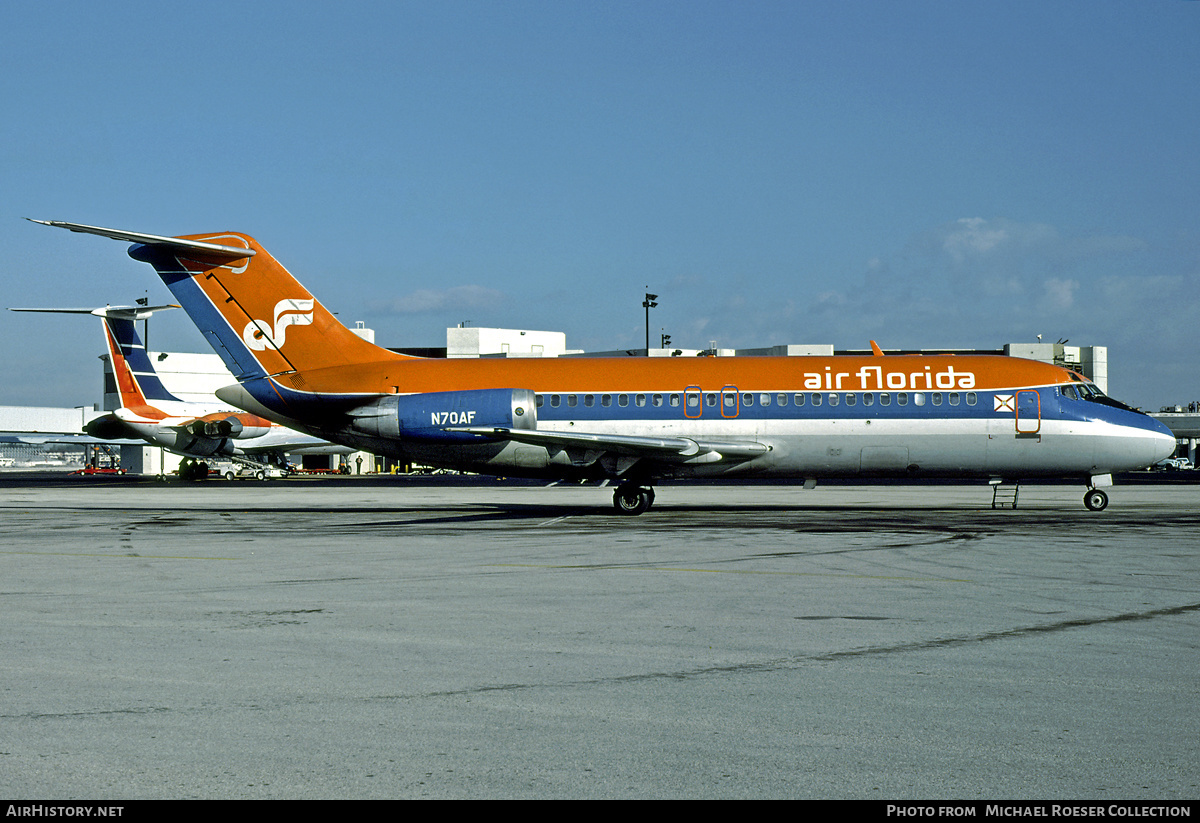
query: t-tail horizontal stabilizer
[
  {"left": 9, "top": 305, "right": 180, "bottom": 320},
  {"left": 26, "top": 219, "right": 256, "bottom": 263}
]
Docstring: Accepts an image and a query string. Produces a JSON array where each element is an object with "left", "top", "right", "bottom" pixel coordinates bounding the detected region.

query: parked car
[{"left": 212, "top": 462, "right": 286, "bottom": 480}]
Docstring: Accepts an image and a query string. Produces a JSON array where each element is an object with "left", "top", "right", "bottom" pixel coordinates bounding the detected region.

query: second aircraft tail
[{"left": 10, "top": 302, "right": 182, "bottom": 413}]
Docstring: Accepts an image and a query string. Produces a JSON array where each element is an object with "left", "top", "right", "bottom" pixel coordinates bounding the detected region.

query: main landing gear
[
  {"left": 179, "top": 458, "right": 210, "bottom": 482},
  {"left": 613, "top": 484, "right": 655, "bottom": 516}
]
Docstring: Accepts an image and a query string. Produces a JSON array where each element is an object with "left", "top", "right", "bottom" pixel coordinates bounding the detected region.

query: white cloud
[
  {"left": 942, "top": 217, "right": 1010, "bottom": 262},
  {"left": 939, "top": 217, "right": 1062, "bottom": 265},
  {"left": 1042, "top": 277, "right": 1079, "bottom": 310},
  {"left": 375, "top": 285, "right": 508, "bottom": 315}
]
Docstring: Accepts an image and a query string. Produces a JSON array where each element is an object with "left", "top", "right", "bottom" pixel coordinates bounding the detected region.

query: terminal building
[{"left": 4, "top": 327, "right": 1196, "bottom": 472}]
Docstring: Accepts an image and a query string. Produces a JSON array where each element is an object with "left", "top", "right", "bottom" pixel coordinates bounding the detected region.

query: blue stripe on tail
[
  {"left": 104, "top": 316, "right": 180, "bottom": 403},
  {"left": 128, "top": 243, "right": 269, "bottom": 382}
]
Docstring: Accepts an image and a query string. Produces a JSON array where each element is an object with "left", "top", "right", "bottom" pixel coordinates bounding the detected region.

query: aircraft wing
[
  {"left": 449, "top": 426, "right": 769, "bottom": 463},
  {"left": 237, "top": 438, "right": 355, "bottom": 456},
  {"left": 0, "top": 432, "right": 142, "bottom": 446}
]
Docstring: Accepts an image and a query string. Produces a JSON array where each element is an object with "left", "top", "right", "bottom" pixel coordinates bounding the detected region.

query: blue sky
[{"left": 3, "top": 1, "right": 1197, "bottom": 409}]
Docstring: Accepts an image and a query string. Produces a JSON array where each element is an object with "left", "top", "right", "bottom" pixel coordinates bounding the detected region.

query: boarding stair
[{"left": 990, "top": 481, "right": 1020, "bottom": 509}]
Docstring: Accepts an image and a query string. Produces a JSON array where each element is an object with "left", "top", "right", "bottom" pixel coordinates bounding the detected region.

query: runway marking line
[
  {"left": 489, "top": 563, "right": 968, "bottom": 582},
  {"left": 0, "top": 550, "right": 235, "bottom": 561}
]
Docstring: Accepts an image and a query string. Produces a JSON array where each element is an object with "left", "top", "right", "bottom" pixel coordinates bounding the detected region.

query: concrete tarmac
[{"left": 1, "top": 473, "right": 1198, "bottom": 799}]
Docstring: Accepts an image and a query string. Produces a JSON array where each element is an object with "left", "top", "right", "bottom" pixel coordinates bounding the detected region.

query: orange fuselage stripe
[{"left": 271, "top": 354, "right": 1071, "bottom": 397}]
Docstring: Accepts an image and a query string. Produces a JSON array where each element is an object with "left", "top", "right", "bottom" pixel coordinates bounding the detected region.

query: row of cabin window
[{"left": 536, "top": 391, "right": 980, "bottom": 409}]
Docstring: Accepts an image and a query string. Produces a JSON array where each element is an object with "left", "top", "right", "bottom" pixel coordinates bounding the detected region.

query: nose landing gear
[{"left": 1084, "top": 488, "right": 1109, "bottom": 511}]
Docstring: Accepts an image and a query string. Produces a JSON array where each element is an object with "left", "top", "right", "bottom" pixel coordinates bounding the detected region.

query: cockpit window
[{"left": 1072, "top": 381, "right": 1138, "bottom": 412}]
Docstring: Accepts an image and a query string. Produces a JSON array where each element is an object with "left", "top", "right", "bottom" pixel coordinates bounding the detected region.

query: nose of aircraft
[
  {"left": 1146, "top": 416, "right": 1178, "bottom": 465},
  {"left": 1094, "top": 410, "right": 1178, "bottom": 474}
]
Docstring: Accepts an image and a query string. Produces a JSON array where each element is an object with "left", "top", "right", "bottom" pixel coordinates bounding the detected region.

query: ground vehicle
[
  {"left": 175, "top": 457, "right": 286, "bottom": 480},
  {"left": 219, "top": 465, "right": 286, "bottom": 484}
]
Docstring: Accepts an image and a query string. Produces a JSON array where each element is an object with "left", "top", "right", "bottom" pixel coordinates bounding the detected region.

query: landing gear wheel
[
  {"left": 613, "top": 485, "right": 654, "bottom": 516},
  {"left": 180, "top": 459, "right": 206, "bottom": 482},
  {"left": 1084, "top": 488, "right": 1109, "bottom": 511}
]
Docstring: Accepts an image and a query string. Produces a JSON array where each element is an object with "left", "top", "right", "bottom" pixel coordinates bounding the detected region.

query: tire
[
  {"left": 1084, "top": 489, "right": 1108, "bottom": 511},
  {"left": 613, "top": 486, "right": 652, "bottom": 516}
]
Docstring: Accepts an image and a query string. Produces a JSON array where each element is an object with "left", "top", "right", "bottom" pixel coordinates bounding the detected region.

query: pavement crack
[
  {"left": 377, "top": 601, "right": 1200, "bottom": 698},
  {"left": 814, "top": 601, "right": 1200, "bottom": 661}
]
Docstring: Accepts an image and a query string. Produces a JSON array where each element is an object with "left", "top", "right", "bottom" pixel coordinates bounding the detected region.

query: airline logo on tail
[{"left": 242, "top": 299, "right": 314, "bottom": 351}]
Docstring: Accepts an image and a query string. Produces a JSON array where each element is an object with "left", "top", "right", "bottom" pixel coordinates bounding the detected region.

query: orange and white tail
[
  {"left": 28, "top": 221, "right": 412, "bottom": 386},
  {"left": 129, "top": 231, "right": 412, "bottom": 383}
]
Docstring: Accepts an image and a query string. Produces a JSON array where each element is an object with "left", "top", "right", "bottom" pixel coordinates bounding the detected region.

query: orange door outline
[
  {"left": 721, "top": 385, "right": 739, "bottom": 418},
  {"left": 1015, "top": 389, "right": 1041, "bottom": 434}
]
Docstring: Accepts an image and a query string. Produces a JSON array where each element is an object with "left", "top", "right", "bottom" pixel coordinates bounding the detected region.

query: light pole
[
  {"left": 137, "top": 295, "right": 149, "bottom": 351},
  {"left": 643, "top": 292, "right": 657, "bottom": 354}
]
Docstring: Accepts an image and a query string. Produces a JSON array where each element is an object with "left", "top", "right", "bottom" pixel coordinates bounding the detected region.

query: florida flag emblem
[{"left": 994, "top": 394, "right": 1015, "bottom": 413}]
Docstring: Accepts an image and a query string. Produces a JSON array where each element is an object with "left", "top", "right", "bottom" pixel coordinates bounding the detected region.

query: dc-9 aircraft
[
  {"left": 32, "top": 219, "right": 1175, "bottom": 512},
  {"left": 10, "top": 302, "right": 349, "bottom": 479}
]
